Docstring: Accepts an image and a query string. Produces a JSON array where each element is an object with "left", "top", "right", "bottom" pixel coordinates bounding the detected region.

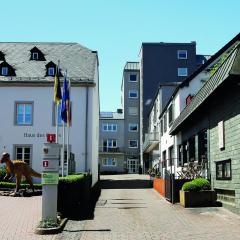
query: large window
[
  {"left": 15, "top": 146, "right": 32, "bottom": 165},
  {"left": 178, "top": 50, "right": 188, "bottom": 59},
  {"left": 168, "top": 146, "right": 174, "bottom": 166},
  {"left": 178, "top": 68, "right": 188, "bottom": 77},
  {"left": 128, "top": 107, "right": 138, "bottom": 115},
  {"left": 216, "top": 159, "right": 231, "bottom": 180},
  {"left": 102, "top": 123, "right": 117, "bottom": 132},
  {"left": 162, "top": 150, "right": 166, "bottom": 168},
  {"left": 129, "top": 74, "right": 137, "bottom": 82},
  {"left": 15, "top": 102, "right": 33, "bottom": 125},
  {"left": 129, "top": 90, "right": 138, "bottom": 98},
  {"left": 163, "top": 114, "right": 167, "bottom": 133},
  {"left": 168, "top": 104, "right": 173, "bottom": 126},
  {"left": 103, "top": 139, "right": 117, "bottom": 149},
  {"left": 129, "top": 123, "right": 138, "bottom": 132},
  {"left": 129, "top": 140, "right": 138, "bottom": 148},
  {"left": 102, "top": 157, "right": 117, "bottom": 167}
]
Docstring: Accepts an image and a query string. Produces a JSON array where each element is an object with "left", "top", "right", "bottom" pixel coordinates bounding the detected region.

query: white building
[{"left": 0, "top": 42, "right": 99, "bottom": 185}]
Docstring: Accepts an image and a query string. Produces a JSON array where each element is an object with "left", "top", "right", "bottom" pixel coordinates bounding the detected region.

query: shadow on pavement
[{"left": 100, "top": 179, "right": 152, "bottom": 189}]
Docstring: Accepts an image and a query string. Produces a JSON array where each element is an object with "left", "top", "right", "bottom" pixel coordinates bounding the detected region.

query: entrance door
[{"left": 127, "top": 159, "right": 138, "bottom": 173}]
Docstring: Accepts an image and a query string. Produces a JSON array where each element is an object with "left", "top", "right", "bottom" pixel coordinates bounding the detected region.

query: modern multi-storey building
[
  {"left": 99, "top": 110, "right": 125, "bottom": 173},
  {"left": 0, "top": 42, "right": 99, "bottom": 185},
  {"left": 99, "top": 62, "right": 141, "bottom": 174},
  {"left": 122, "top": 62, "right": 141, "bottom": 173},
  {"left": 139, "top": 42, "right": 207, "bottom": 171}
]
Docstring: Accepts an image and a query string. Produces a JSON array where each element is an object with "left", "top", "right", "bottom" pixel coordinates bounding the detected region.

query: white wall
[{"left": 0, "top": 83, "right": 99, "bottom": 183}]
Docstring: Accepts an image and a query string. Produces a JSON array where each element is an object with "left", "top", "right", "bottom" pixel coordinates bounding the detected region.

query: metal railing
[{"left": 99, "top": 147, "right": 125, "bottom": 153}]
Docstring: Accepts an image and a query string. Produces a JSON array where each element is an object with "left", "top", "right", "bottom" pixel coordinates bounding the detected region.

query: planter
[
  {"left": 180, "top": 190, "right": 217, "bottom": 208},
  {"left": 153, "top": 178, "right": 165, "bottom": 197}
]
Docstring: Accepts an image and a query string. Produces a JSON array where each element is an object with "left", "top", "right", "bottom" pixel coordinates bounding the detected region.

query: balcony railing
[
  {"left": 99, "top": 147, "right": 125, "bottom": 153},
  {"left": 142, "top": 132, "right": 159, "bottom": 153}
]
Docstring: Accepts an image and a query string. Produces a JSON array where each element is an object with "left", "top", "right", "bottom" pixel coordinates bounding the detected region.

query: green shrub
[
  {"left": 0, "top": 168, "right": 6, "bottom": 181},
  {"left": 0, "top": 182, "right": 42, "bottom": 189},
  {"left": 182, "top": 178, "right": 211, "bottom": 191},
  {"left": 57, "top": 173, "right": 92, "bottom": 216},
  {"left": 182, "top": 181, "right": 200, "bottom": 191},
  {"left": 192, "top": 178, "right": 210, "bottom": 190}
]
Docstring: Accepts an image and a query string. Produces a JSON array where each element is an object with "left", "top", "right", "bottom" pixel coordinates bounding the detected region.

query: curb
[{"left": 35, "top": 218, "right": 68, "bottom": 235}]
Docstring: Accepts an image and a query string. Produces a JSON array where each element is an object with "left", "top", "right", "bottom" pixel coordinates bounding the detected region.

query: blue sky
[{"left": 1, "top": 0, "right": 239, "bottom": 111}]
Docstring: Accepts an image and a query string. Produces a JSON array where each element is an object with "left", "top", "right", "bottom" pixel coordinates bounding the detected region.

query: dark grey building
[{"left": 139, "top": 42, "right": 205, "bottom": 170}]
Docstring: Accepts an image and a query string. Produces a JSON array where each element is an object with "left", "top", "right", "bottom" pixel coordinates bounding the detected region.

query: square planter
[
  {"left": 153, "top": 178, "right": 165, "bottom": 197},
  {"left": 180, "top": 190, "right": 217, "bottom": 208}
]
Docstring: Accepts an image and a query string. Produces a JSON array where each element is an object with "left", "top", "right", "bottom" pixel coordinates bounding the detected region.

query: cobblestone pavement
[
  {"left": 1, "top": 175, "right": 240, "bottom": 240},
  {"left": 55, "top": 174, "right": 240, "bottom": 240},
  {"left": 0, "top": 195, "right": 54, "bottom": 240}
]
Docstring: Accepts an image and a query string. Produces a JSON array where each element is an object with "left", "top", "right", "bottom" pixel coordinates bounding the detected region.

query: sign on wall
[
  {"left": 218, "top": 121, "right": 225, "bottom": 150},
  {"left": 41, "top": 172, "right": 59, "bottom": 185}
]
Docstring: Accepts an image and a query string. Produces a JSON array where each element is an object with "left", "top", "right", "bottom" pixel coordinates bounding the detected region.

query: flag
[
  {"left": 54, "top": 66, "right": 62, "bottom": 104},
  {"left": 61, "top": 74, "right": 70, "bottom": 124}
]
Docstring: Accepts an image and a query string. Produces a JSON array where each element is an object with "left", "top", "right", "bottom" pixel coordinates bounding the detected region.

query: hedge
[
  {"left": 182, "top": 178, "right": 211, "bottom": 192},
  {"left": 57, "top": 173, "right": 92, "bottom": 217},
  {"left": 0, "top": 182, "right": 42, "bottom": 190}
]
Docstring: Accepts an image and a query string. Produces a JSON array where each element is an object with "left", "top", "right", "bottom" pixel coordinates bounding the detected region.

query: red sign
[
  {"left": 47, "top": 134, "right": 56, "bottom": 143},
  {"left": 186, "top": 94, "right": 192, "bottom": 106},
  {"left": 43, "top": 160, "right": 48, "bottom": 168}
]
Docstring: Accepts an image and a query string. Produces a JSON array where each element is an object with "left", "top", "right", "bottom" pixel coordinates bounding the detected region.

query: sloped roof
[
  {"left": 170, "top": 45, "right": 240, "bottom": 135},
  {"left": 124, "top": 62, "right": 140, "bottom": 71},
  {"left": 0, "top": 42, "right": 98, "bottom": 82}
]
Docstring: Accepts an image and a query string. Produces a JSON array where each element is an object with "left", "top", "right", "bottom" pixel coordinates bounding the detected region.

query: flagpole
[
  {"left": 55, "top": 60, "right": 60, "bottom": 143},
  {"left": 62, "top": 121, "right": 65, "bottom": 177},
  {"left": 66, "top": 75, "right": 70, "bottom": 175}
]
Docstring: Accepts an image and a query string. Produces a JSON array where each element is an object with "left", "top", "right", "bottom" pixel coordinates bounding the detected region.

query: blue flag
[{"left": 61, "top": 74, "right": 69, "bottom": 123}]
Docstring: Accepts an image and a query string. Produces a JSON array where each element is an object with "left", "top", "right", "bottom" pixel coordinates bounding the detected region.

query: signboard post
[{"left": 42, "top": 142, "right": 60, "bottom": 222}]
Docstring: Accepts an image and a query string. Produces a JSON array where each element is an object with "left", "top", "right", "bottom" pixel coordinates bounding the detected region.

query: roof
[
  {"left": 158, "top": 33, "right": 240, "bottom": 121},
  {"left": 0, "top": 42, "right": 98, "bottom": 83},
  {"left": 124, "top": 62, "right": 140, "bottom": 71},
  {"left": 170, "top": 45, "right": 240, "bottom": 135}
]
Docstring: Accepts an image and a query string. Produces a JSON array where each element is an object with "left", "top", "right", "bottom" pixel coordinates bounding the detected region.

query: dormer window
[
  {"left": 48, "top": 67, "right": 55, "bottom": 76},
  {"left": 30, "top": 47, "right": 45, "bottom": 61},
  {"left": 2, "top": 67, "right": 8, "bottom": 76},
  {"left": 0, "top": 62, "right": 15, "bottom": 76},
  {"left": 32, "top": 52, "right": 39, "bottom": 60}
]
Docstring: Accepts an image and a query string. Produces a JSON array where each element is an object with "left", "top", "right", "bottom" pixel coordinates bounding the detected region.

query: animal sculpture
[{"left": 1, "top": 152, "right": 41, "bottom": 193}]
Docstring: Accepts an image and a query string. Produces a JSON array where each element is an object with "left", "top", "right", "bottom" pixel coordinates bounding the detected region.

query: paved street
[{"left": 1, "top": 174, "right": 240, "bottom": 240}]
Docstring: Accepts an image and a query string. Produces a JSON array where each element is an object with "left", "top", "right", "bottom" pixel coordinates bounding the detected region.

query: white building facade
[{"left": 0, "top": 42, "right": 99, "bottom": 185}]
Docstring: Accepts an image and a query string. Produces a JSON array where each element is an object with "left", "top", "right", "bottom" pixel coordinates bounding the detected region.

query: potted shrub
[{"left": 180, "top": 178, "right": 216, "bottom": 208}]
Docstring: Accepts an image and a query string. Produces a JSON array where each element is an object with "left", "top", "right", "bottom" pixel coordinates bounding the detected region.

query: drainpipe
[{"left": 85, "top": 86, "right": 89, "bottom": 171}]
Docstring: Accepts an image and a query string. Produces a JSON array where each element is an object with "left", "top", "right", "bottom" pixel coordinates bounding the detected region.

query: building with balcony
[{"left": 99, "top": 110, "right": 126, "bottom": 173}]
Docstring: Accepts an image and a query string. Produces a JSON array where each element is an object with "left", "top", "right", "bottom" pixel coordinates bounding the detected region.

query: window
[
  {"left": 32, "top": 52, "right": 39, "bottom": 60},
  {"left": 102, "top": 157, "right": 117, "bottom": 167},
  {"left": 168, "top": 104, "right": 173, "bottom": 126},
  {"left": 160, "top": 119, "right": 163, "bottom": 136},
  {"left": 169, "top": 146, "right": 174, "bottom": 166},
  {"left": 48, "top": 67, "right": 55, "bottom": 76},
  {"left": 129, "top": 140, "right": 138, "bottom": 148},
  {"left": 15, "top": 146, "right": 31, "bottom": 165},
  {"left": 103, "top": 139, "right": 117, "bottom": 148},
  {"left": 178, "top": 50, "right": 187, "bottom": 59},
  {"left": 178, "top": 68, "right": 188, "bottom": 76},
  {"left": 129, "top": 123, "right": 138, "bottom": 132},
  {"left": 1, "top": 67, "right": 8, "bottom": 76},
  {"left": 129, "top": 74, "right": 137, "bottom": 82},
  {"left": 15, "top": 102, "right": 33, "bottom": 125},
  {"left": 128, "top": 107, "right": 138, "bottom": 115},
  {"left": 129, "top": 90, "right": 138, "bottom": 98},
  {"left": 162, "top": 150, "right": 166, "bottom": 168},
  {"left": 216, "top": 159, "right": 231, "bottom": 180},
  {"left": 102, "top": 123, "right": 117, "bottom": 132},
  {"left": 163, "top": 114, "right": 167, "bottom": 133}
]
